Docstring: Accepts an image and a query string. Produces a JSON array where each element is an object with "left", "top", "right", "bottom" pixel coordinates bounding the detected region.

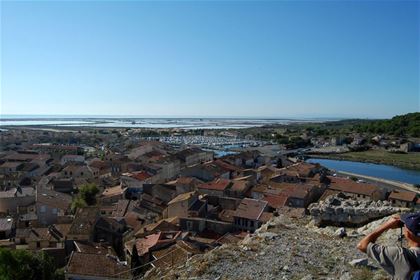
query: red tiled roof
[
  {"left": 175, "top": 177, "right": 196, "bottom": 184},
  {"left": 281, "top": 184, "right": 315, "bottom": 199},
  {"left": 284, "top": 162, "right": 319, "bottom": 177},
  {"left": 198, "top": 179, "right": 232, "bottom": 191},
  {"left": 135, "top": 231, "right": 181, "bottom": 256},
  {"left": 213, "top": 160, "right": 242, "bottom": 172},
  {"left": 388, "top": 190, "right": 417, "bottom": 202},
  {"left": 263, "top": 194, "right": 288, "bottom": 209},
  {"left": 329, "top": 177, "right": 379, "bottom": 196},
  {"left": 234, "top": 198, "right": 267, "bottom": 220},
  {"left": 135, "top": 233, "right": 161, "bottom": 256},
  {"left": 129, "top": 171, "right": 152, "bottom": 181},
  {"left": 66, "top": 252, "right": 131, "bottom": 279}
]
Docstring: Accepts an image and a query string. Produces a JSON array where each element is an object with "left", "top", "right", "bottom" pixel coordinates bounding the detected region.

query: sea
[{"left": 0, "top": 115, "right": 338, "bottom": 129}]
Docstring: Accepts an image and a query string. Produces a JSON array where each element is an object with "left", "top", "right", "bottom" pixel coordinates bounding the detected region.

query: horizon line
[{"left": 0, "top": 113, "right": 389, "bottom": 120}]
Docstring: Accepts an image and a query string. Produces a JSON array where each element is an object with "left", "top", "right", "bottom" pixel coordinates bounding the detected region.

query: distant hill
[{"left": 353, "top": 112, "right": 420, "bottom": 137}]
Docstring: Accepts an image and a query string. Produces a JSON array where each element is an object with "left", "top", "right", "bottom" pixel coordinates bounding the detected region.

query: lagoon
[{"left": 307, "top": 158, "right": 420, "bottom": 185}]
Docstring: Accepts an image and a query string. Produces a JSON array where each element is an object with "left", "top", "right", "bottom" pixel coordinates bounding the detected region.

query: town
[{"left": 0, "top": 124, "right": 419, "bottom": 280}]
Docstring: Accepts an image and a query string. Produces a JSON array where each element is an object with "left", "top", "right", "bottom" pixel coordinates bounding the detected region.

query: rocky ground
[{"left": 144, "top": 196, "right": 409, "bottom": 280}]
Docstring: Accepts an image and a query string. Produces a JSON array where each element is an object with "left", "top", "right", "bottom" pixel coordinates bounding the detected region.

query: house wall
[
  {"left": 62, "top": 168, "right": 95, "bottom": 179},
  {"left": 175, "top": 184, "right": 194, "bottom": 195},
  {"left": 389, "top": 199, "right": 414, "bottom": 208},
  {"left": 0, "top": 229, "right": 12, "bottom": 239},
  {"left": 180, "top": 167, "right": 213, "bottom": 182},
  {"left": 0, "top": 195, "right": 36, "bottom": 214},
  {"left": 101, "top": 193, "right": 123, "bottom": 205},
  {"left": 167, "top": 200, "right": 189, "bottom": 218},
  {"left": 67, "top": 233, "right": 91, "bottom": 242},
  {"left": 179, "top": 218, "right": 233, "bottom": 235},
  {"left": 372, "top": 190, "right": 386, "bottom": 201},
  {"left": 205, "top": 196, "right": 240, "bottom": 210},
  {"left": 185, "top": 152, "right": 213, "bottom": 167},
  {"left": 179, "top": 218, "right": 206, "bottom": 232},
  {"left": 204, "top": 219, "right": 234, "bottom": 235},
  {"left": 61, "top": 156, "right": 84, "bottom": 165},
  {"left": 251, "top": 191, "right": 264, "bottom": 200},
  {"left": 28, "top": 240, "right": 52, "bottom": 250},
  {"left": 285, "top": 197, "right": 305, "bottom": 208},
  {"left": 233, "top": 217, "right": 261, "bottom": 232},
  {"left": 218, "top": 197, "right": 241, "bottom": 210},
  {"left": 159, "top": 161, "right": 180, "bottom": 181},
  {"left": 37, "top": 204, "right": 63, "bottom": 225},
  {"left": 197, "top": 188, "right": 224, "bottom": 197}
]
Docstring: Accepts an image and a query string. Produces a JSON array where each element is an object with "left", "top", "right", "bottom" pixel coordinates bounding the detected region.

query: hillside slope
[{"left": 143, "top": 213, "right": 402, "bottom": 280}]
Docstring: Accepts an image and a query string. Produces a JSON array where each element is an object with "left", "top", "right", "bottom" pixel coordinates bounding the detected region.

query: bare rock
[{"left": 349, "top": 258, "right": 368, "bottom": 267}]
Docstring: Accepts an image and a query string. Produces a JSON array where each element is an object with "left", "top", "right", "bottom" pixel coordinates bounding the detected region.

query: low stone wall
[{"left": 308, "top": 193, "right": 402, "bottom": 227}]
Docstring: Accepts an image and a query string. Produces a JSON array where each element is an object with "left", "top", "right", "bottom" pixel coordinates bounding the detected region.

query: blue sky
[{"left": 1, "top": 0, "right": 419, "bottom": 118}]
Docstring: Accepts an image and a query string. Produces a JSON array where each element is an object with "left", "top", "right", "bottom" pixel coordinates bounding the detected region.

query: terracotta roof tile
[
  {"left": 388, "top": 190, "right": 417, "bottom": 202},
  {"left": 198, "top": 179, "right": 232, "bottom": 191},
  {"left": 329, "top": 177, "right": 380, "bottom": 196},
  {"left": 234, "top": 198, "right": 267, "bottom": 220},
  {"left": 66, "top": 252, "right": 131, "bottom": 279}
]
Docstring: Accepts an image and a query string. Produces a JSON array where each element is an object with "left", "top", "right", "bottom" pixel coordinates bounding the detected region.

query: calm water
[
  {"left": 0, "top": 118, "right": 314, "bottom": 129},
  {"left": 307, "top": 158, "right": 420, "bottom": 185}
]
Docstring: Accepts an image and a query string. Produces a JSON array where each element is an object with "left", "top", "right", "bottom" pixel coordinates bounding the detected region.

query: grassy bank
[{"left": 314, "top": 150, "right": 420, "bottom": 171}]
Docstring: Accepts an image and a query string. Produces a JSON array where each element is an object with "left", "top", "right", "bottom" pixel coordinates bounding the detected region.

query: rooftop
[
  {"left": 388, "top": 190, "right": 417, "bottom": 202},
  {"left": 0, "top": 187, "right": 35, "bottom": 198},
  {"left": 102, "top": 185, "right": 125, "bottom": 197},
  {"left": 233, "top": 198, "right": 267, "bottom": 221},
  {"left": 135, "top": 231, "right": 181, "bottom": 256},
  {"left": 198, "top": 179, "right": 232, "bottom": 191},
  {"left": 127, "top": 171, "right": 152, "bottom": 181},
  {"left": 168, "top": 191, "right": 196, "bottom": 205},
  {"left": 66, "top": 252, "right": 131, "bottom": 279},
  {"left": 37, "top": 188, "right": 72, "bottom": 210},
  {"left": 329, "top": 177, "right": 380, "bottom": 196},
  {"left": 68, "top": 207, "right": 99, "bottom": 237}
]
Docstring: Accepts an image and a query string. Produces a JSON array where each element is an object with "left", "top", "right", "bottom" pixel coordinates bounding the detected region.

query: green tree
[
  {"left": 79, "top": 183, "right": 99, "bottom": 205},
  {"left": 0, "top": 248, "right": 60, "bottom": 280},
  {"left": 71, "top": 183, "right": 99, "bottom": 212},
  {"left": 350, "top": 176, "right": 358, "bottom": 182},
  {"left": 70, "top": 196, "right": 87, "bottom": 212}
]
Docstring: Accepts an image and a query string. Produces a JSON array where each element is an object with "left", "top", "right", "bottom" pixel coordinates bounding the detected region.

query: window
[
  {"left": 40, "top": 206, "right": 46, "bottom": 213},
  {"left": 36, "top": 241, "right": 40, "bottom": 248},
  {"left": 52, "top": 208, "right": 58, "bottom": 214}
]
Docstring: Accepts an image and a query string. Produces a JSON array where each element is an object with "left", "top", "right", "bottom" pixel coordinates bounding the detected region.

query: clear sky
[{"left": 1, "top": 0, "right": 419, "bottom": 118}]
